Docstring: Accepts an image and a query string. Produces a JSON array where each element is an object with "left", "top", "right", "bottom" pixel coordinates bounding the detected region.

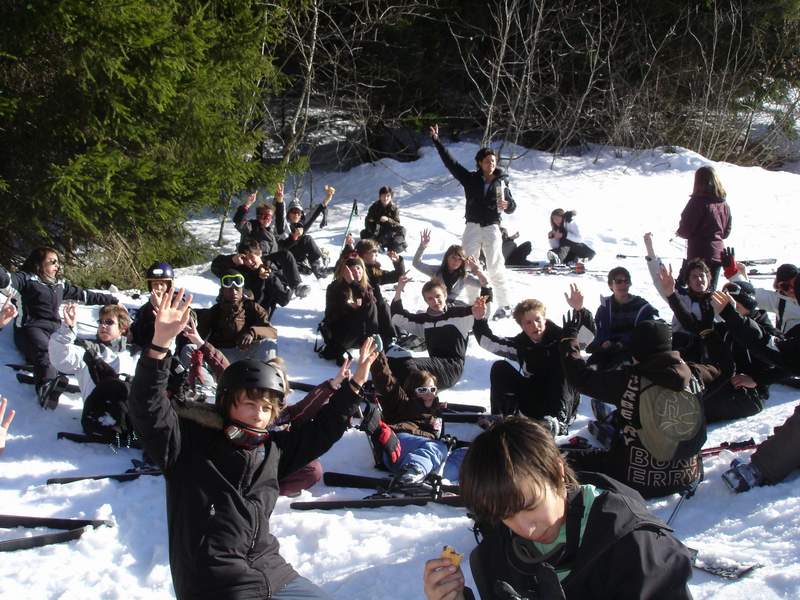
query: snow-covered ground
[{"left": 1, "top": 142, "right": 798, "bottom": 599}]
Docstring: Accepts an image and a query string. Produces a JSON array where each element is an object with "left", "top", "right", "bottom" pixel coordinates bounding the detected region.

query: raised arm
[{"left": 430, "top": 124, "right": 470, "bottom": 185}]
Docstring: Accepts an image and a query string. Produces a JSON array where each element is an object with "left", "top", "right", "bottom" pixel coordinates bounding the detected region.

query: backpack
[
  {"left": 80, "top": 348, "right": 133, "bottom": 443},
  {"left": 636, "top": 374, "right": 706, "bottom": 462}
]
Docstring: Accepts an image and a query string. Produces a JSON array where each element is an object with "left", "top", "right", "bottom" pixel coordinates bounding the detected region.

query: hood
[
  {"left": 632, "top": 350, "right": 692, "bottom": 391},
  {"left": 175, "top": 400, "right": 224, "bottom": 430}
]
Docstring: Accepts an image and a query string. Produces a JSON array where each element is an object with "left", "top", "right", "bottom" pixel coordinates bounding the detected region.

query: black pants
[
  {"left": 703, "top": 379, "right": 766, "bottom": 424},
  {"left": 505, "top": 241, "right": 534, "bottom": 266},
  {"left": 323, "top": 304, "right": 380, "bottom": 359},
  {"left": 14, "top": 322, "right": 59, "bottom": 384},
  {"left": 266, "top": 249, "right": 302, "bottom": 289},
  {"left": 490, "top": 360, "right": 577, "bottom": 424},
  {"left": 555, "top": 242, "right": 595, "bottom": 263},
  {"left": 387, "top": 356, "right": 463, "bottom": 390},
  {"left": 283, "top": 235, "right": 323, "bottom": 267}
]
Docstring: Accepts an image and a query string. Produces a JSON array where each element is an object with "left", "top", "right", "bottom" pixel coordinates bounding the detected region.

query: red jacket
[{"left": 676, "top": 193, "right": 732, "bottom": 263}]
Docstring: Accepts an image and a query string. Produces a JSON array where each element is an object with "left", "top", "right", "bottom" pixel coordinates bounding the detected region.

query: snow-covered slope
[{"left": 1, "top": 143, "right": 798, "bottom": 599}]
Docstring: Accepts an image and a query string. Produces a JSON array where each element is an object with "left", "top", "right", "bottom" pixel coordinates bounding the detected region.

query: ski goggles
[
  {"left": 415, "top": 386, "right": 437, "bottom": 395},
  {"left": 221, "top": 274, "right": 246, "bottom": 288}
]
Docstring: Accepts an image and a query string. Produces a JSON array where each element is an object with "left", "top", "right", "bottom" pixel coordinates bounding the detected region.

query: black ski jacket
[
  {"left": 0, "top": 267, "right": 117, "bottom": 329},
  {"left": 128, "top": 355, "right": 361, "bottom": 599},
  {"left": 432, "top": 139, "right": 516, "bottom": 226},
  {"left": 466, "top": 472, "right": 693, "bottom": 600},
  {"left": 473, "top": 312, "right": 595, "bottom": 424},
  {"left": 233, "top": 201, "right": 285, "bottom": 255}
]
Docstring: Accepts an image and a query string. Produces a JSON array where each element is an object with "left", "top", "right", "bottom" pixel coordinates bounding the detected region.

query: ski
[
  {"left": 690, "top": 548, "right": 761, "bottom": 579},
  {"left": 441, "top": 411, "right": 483, "bottom": 424},
  {"left": 441, "top": 402, "right": 485, "bottom": 414},
  {"left": 290, "top": 494, "right": 463, "bottom": 511},
  {"left": 700, "top": 438, "right": 757, "bottom": 457},
  {"left": 740, "top": 258, "right": 776, "bottom": 266},
  {"left": 322, "top": 471, "right": 460, "bottom": 494},
  {"left": 47, "top": 468, "right": 162, "bottom": 485},
  {"left": 56, "top": 431, "right": 143, "bottom": 449},
  {"left": 0, "top": 514, "right": 113, "bottom": 552},
  {"left": 15, "top": 372, "right": 80, "bottom": 394}
]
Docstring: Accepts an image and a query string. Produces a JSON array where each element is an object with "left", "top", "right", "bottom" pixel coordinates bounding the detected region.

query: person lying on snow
[
  {"left": 422, "top": 417, "right": 693, "bottom": 600},
  {"left": 129, "top": 290, "right": 378, "bottom": 600}
]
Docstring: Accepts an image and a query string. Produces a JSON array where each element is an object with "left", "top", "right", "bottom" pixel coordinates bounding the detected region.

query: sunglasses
[
  {"left": 415, "top": 386, "right": 437, "bottom": 395},
  {"left": 612, "top": 278, "right": 630, "bottom": 284},
  {"left": 221, "top": 274, "right": 245, "bottom": 288},
  {"left": 97, "top": 319, "right": 117, "bottom": 326}
]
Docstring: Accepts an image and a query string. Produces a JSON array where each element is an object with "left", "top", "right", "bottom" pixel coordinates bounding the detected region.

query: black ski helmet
[
  {"left": 146, "top": 262, "right": 174, "bottom": 289},
  {"left": 216, "top": 360, "right": 287, "bottom": 406}
]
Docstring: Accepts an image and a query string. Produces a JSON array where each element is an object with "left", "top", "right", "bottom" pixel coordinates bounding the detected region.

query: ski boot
[
  {"left": 722, "top": 458, "right": 763, "bottom": 493},
  {"left": 38, "top": 374, "right": 69, "bottom": 410}
]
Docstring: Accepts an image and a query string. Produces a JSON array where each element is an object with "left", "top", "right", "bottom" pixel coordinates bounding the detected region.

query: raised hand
[
  {"left": 0, "top": 396, "right": 15, "bottom": 454},
  {"left": 323, "top": 184, "right": 336, "bottom": 206},
  {"left": 387, "top": 250, "right": 400, "bottom": 263},
  {"left": 710, "top": 290, "right": 733, "bottom": 315},
  {"left": 63, "top": 303, "right": 77, "bottom": 329},
  {"left": 420, "top": 228, "right": 432, "bottom": 248},
  {"left": 564, "top": 283, "right": 584, "bottom": 310},
  {"left": 643, "top": 232, "right": 655, "bottom": 255},
  {"left": 182, "top": 317, "right": 203, "bottom": 346},
  {"left": 152, "top": 287, "right": 193, "bottom": 348},
  {"left": 472, "top": 296, "right": 487, "bottom": 320},
  {"left": 331, "top": 356, "right": 352, "bottom": 389},
  {"left": 275, "top": 182, "right": 284, "bottom": 202},
  {"left": 243, "top": 191, "right": 257, "bottom": 209},
  {"left": 395, "top": 273, "right": 411, "bottom": 295},
  {"left": 561, "top": 309, "right": 583, "bottom": 339},
  {"left": 0, "top": 296, "right": 17, "bottom": 328},
  {"left": 429, "top": 124, "right": 439, "bottom": 141},
  {"left": 352, "top": 336, "right": 379, "bottom": 386},
  {"left": 658, "top": 264, "right": 676, "bottom": 296}
]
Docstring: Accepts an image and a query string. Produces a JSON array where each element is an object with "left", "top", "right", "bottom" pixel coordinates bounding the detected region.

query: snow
[{"left": 1, "top": 142, "right": 799, "bottom": 599}]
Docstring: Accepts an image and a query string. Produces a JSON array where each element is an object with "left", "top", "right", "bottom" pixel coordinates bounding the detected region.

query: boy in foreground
[{"left": 129, "top": 289, "right": 377, "bottom": 599}]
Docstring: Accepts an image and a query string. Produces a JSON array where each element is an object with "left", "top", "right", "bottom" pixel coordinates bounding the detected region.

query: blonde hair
[{"left": 513, "top": 299, "right": 546, "bottom": 325}]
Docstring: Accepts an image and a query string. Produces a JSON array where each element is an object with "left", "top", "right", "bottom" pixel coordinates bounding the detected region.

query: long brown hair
[
  {"left": 21, "top": 247, "right": 60, "bottom": 278},
  {"left": 691, "top": 165, "right": 726, "bottom": 199},
  {"left": 460, "top": 417, "right": 578, "bottom": 524},
  {"left": 334, "top": 256, "right": 370, "bottom": 290},
  {"left": 439, "top": 244, "right": 467, "bottom": 279}
]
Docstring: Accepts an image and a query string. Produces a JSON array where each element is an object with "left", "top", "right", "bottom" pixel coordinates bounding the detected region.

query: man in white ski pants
[{"left": 430, "top": 124, "right": 515, "bottom": 318}]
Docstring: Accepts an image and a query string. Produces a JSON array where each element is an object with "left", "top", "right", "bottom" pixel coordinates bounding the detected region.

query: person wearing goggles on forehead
[
  {"left": 48, "top": 302, "right": 135, "bottom": 418},
  {"left": 129, "top": 289, "right": 378, "bottom": 600},
  {"left": 0, "top": 247, "right": 118, "bottom": 407},
  {"left": 184, "top": 269, "right": 278, "bottom": 373},
  {"left": 722, "top": 248, "right": 800, "bottom": 339},
  {"left": 361, "top": 355, "right": 469, "bottom": 485},
  {"left": 585, "top": 266, "right": 659, "bottom": 372},
  {"left": 212, "top": 239, "right": 311, "bottom": 320},
  {"left": 130, "top": 261, "right": 175, "bottom": 351}
]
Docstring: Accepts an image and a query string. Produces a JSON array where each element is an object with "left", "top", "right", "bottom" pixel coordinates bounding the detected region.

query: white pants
[{"left": 462, "top": 222, "right": 509, "bottom": 307}]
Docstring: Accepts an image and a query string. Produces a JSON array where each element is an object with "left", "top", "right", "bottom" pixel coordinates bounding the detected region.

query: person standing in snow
[
  {"left": 675, "top": 165, "right": 732, "bottom": 290},
  {"left": 429, "top": 124, "right": 515, "bottom": 319}
]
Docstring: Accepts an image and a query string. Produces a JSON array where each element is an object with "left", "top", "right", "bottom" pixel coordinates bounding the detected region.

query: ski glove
[
  {"left": 359, "top": 401, "right": 402, "bottom": 465},
  {"left": 561, "top": 309, "right": 583, "bottom": 339},
  {"left": 721, "top": 247, "right": 738, "bottom": 278},
  {"left": 722, "top": 458, "right": 763, "bottom": 493}
]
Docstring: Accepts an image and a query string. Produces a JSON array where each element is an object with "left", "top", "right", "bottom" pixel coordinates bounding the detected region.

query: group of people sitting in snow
[{"left": 0, "top": 127, "right": 798, "bottom": 600}]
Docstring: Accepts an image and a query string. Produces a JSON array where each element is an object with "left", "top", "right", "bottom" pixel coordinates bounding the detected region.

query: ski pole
[
  {"left": 616, "top": 253, "right": 681, "bottom": 260},
  {"left": 666, "top": 478, "right": 700, "bottom": 527},
  {"left": 341, "top": 198, "right": 359, "bottom": 249}
]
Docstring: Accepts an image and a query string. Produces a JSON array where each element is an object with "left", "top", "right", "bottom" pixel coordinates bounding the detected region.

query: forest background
[{"left": 2, "top": 0, "right": 800, "bottom": 287}]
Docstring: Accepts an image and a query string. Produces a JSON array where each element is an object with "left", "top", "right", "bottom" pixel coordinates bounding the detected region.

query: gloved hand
[
  {"left": 721, "top": 247, "right": 738, "bottom": 279},
  {"left": 359, "top": 401, "right": 402, "bottom": 464},
  {"left": 722, "top": 458, "right": 763, "bottom": 493},
  {"left": 561, "top": 309, "right": 583, "bottom": 339}
]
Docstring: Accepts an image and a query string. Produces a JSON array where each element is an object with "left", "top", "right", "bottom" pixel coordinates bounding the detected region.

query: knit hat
[
  {"left": 723, "top": 281, "right": 758, "bottom": 312},
  {"left": 775, "top": 263, "right": 798, "bottom": 284},
  {"left": 629, "top": 320, "right": 672, "bottom": 361},
  {"left": 287, "top": 199, "right": 304, "bottom": 215}
]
